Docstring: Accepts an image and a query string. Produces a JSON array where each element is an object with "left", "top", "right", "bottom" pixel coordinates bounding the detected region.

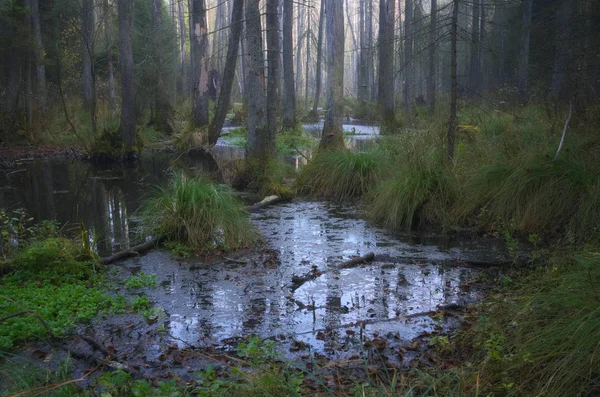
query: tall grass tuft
[
  {"left": 297, "top": 150, "right": 383, "bottom": 201},
  {"left": 141, "top": 174, "right": 259, "bottom": 251}
]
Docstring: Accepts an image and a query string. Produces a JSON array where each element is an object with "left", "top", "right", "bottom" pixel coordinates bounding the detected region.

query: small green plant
[
  {"left": 165, "top": 241, "right": 192, "bottom": 257},
  {"left": 236, "top": 336, "right": 277, "bottom": 365},
  {"left": 140, "top": 174, "right": 260, "bottom": 251},
  {"left": 131, "top": 295, "right": 151, "bottom": 312},
  {"left": 124, "top": 272, "right": 157, "bottom": 289}
]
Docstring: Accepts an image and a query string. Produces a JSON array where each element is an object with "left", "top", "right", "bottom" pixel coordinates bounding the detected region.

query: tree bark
[
  {"left": 469, "top": 0, "right": 481, "bottom": 95},
  {"left": 118, "top": 0, "right": 136, "bottom": 156},
  {"left": 320, "top": 0, "right": 344, "bottom": 150},
  {"left": 30, "top": 0, "right": 47, "bottom": 112},
  {"left": 403, "top": 0, "right": 413, "bottom": 110},
  {"left": 448, "top": 0, "right": 459, "bottom": 162},
  {"left": 82, "top": 0, "right": 97, "bottom": 135},
  {"left": 427, "top": 0, "right": 437, "bottom": 113},
  {"left": 266, "top": 0, "right": 280, "bottom": 144},
  {"left": 304, "top": 6, "right": 311, "bottom": 109},
  {"left": 103, "top": 0, "right": 117, "bottom": 116},
  {"left": 551, "top": 0, "right": 573, "bottom": 99},
  {"left": 245, "top": 0, "right": 270, "bottom": 159},
  {"left": 378, "top": 0, "right": 395, "bottom": 128},
  {"left": 282, "top": 0, "right": 297, "bottom": 128},
  {"left": 209, "top": 0, "right": 244, "bottom": 145},
  {"left": 178, "top": 0, "right": 188, "bottom": 98},
  {"left": 517, "top": 0, "right": 533, "bottom": 98},
  {"left": 295, "top": 3, "right": 304, "bottom": 99},
  {"left": 150, "top": 0, "right": 174, "bottom": 134},
  {"left": 191, "top": 0, "right": 210, "bottom": 127},
  {"left": 311, "top": 0, "right": 325, "bottom": 115}
]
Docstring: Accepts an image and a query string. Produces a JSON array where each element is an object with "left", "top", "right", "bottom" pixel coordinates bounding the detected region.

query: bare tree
[
  {"left": 378, "top": 0, "right": 395, "bottom": 128},
  {"left": 266, "top": 0, "right": 280, "bottom": 142},
  {"left": 282, "top": 0, "right": 296, "bottom": 128},
  {"left": 311, "top": 0, "right": 325, "bottom": 116},
  {"left": 118, "top": 0, "right": 136, "bottom": 157},
  {"left": 82, "top": 0, "right": 96, "bottom": 135},
  {"left": 210, "top": 0, "right": 244, "bottom": 144},
  {"left": 448, "top": 0, "right": 459, "bottom": 162},
  {"left": 427, "top": 0, "right": 437, "bottom": 113},
  {"left": 320, "top": 0, "right": 344, "bottom": 150},
  {"left": 517, "top": 0, "right": 533, "bottom": 97},
  {"left": 403, "top": 0, "right": 413, "bottom": 110},
  {"left": 245, "top": 0, "right": 270, "bottom": 159},
  {"left": 30, "top": 0, "right": 47, "bottom": 112},
  {"left": 191, "top": 0, "right": 210, "bottom": 127}
]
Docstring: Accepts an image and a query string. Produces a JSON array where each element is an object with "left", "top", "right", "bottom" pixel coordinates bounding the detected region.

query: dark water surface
[{"left": 1, "top": 152, "right": 508, "bottom": 376}]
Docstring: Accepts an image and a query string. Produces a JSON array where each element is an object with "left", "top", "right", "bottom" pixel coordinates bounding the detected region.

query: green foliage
[
  {"left": 236, "top": 336, "right": 277, "bottom": 365},
  {"left": 0, "top": 208, "right": 34, "bottom": 259},
  {"left": 87, "top": 122, "right": 144, "bottom": 161},
  {"left": 276, "top": 128, "right": 316, "bottom": 155},
  {"left": 243, "top": 158, "right": 297, "bottom": 199},
  {"left": 141, "top": 174, "right": 260, "bottom": 251},
  {"left": 298, "top": 150, "right": 383, "bottom": 201},
  {"left": 123, "top": 272, "right": 157, "bottom": 289}
]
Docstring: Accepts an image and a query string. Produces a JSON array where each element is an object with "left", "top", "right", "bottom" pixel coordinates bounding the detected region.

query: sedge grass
[{"left": 141, "top": 174, "right": 259, "bottom": 251}]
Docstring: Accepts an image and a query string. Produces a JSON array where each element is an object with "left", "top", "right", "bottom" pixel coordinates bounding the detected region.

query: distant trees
[{"left": 118, "top": 0, "right": 136, "bottom": 156}]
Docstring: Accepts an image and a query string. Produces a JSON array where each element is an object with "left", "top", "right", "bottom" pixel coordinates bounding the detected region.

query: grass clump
[
  {"left": 141, "top": 173, "right": 259, "bottom": 251},
  {"left": 298, "top": 150, "right": 383, "bottom": 201}
]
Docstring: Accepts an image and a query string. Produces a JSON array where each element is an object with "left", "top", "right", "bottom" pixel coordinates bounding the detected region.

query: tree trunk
[
  {"left": 551, "top": 0, "right": 573, "bottom": 99},
  {"left": 448, "top": 0, "right": 459, "bottom": 162},
  {"left": 427, "top": 0, "right": 437, "bottom": 113},
  {"left": 104, "top": 0, "right": 117, "bottom": 116},
  {"left": 151, "top": 0, "right": 174, "bottom": 134},
  {"left": 358, "top": 0, "right": 367, "bottom": 104},
  {"left": 266, "top": 0, "right": 280, "bottom": 143},
  {"left": 295, "top": 3, "right": 304, "bottom": 99},
  {"left": 118, "top": 0, "right": 136, "bottom": 156},
  {"left": 494, "top": 1, "right": 506, "bottom": 88},
  {"left": 209, "top": 0, "right": 244, "bottom": 144},
  {"left": 320, "top": 0, "right": 344, "bottom": 150},
  {"left": 304, "top": 7, "right": 311, "bottom": 109},
  {"left": 517, "top": 0, "right": 533, "bottom": 97},
  {"left": 378, "top": 0, "right": 395, "bottom": 128},
  {"left": 178, "top": 0, "right": 188, "bottom": 98},
  {"left": 311, "top": 0, "right": 325, "bottom": 115},
  {"left": 403, "top": 0, "right": 413, "bottom": 110},
  {"left": 367, "top": 0, "right": 375, "bottom": 101},
  {"left": 30, "top": 0, "right": 47, "bottom": 112},
  {"left": 282, "top": 0, "right": 297, "bottom": 128},
  {"left": 191, "top": 0, "right": 210, "bottom": 127},
  {"left": 82, "top": 0, "right": 97, "bottom": 135},
  {"left": 245, "top": 0, "right": 270, "bottom": 159},
  {"left": 469, "top": 0, "right": 481, "bottom": 95}
]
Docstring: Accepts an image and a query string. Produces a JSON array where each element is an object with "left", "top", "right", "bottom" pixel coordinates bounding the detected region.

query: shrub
[{"left": 141, "top": 174, "right": 259, "bottom": 251}]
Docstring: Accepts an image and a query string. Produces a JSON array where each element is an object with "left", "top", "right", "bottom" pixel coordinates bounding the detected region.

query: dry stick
[{"left": 554, "top": 101, "right": 573, "bottom": 161}]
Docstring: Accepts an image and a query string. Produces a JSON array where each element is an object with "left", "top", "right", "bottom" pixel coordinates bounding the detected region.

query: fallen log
[
  {"left": 101, "top": 236, "right": 164, "bottom": 265},
  {"left": 248, "top": 195, "right": 284, "bottom": 212},
  {"left": 338, "top": 252, "right": 375, "bottom": 269}
]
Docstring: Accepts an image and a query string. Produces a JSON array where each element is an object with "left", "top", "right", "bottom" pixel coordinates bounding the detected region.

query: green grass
[
  {"left": 140, "top": 174, "right": 260, "bottom": 251},
  {"left": 298, "top": 150, "right": 383, "bottom": 201}
]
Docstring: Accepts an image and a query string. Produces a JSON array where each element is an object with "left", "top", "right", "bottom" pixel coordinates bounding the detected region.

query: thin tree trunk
[
  {"left": 403, "top": 0, "right": 413, "bottom": 110},
  {"left": 320, "top": 0, "right": 344, "bottom": 150},
  {"left": 517, "top": 0, "right": 533, "bottom": 97},
  {"left": 551, "top": 0, "right": 573, "bottom": 99},
  {"left": 311, "top": 0, "right": 325, "bottom": 115},
  {"left": 448, "top": 0, "right": 459, "bottom": 162},
  {"left": 151, "top": 0, "right": 174, "bottom": 134},
  {"left": 209, "top": 0, "right": 243, "bottom": 144},
  {"left": 191, "top": 0, "right": 210, "bottom": 127},
  {"left": 30, "top": 0, "right": 47, "bottom": 112},
  {"left": 427, "top": 0, "right": 437, "bottom": 113},
  {"left": 479, "top": 0, "right": 486, "bottom": 92},
  {"left": 304, "top": 6, "right": 311, "bottom": 109},
  {"left": 118, "top": 0, "right": 136, "bottom": 156},
  {"left": 178, "top": 0, "right": 188, "bottom": 98},
  {"left": 367, "top": 0, "right": 375, "bottom": 101},
  {"left": 469, "top": 0, "right": 481, "bottom": 95},
  {"left": 295, "top": 3, "right": 304, "bottom": 98},
  {"left": 378, "top": 0, "right": 395, "bottom": 128},
  {"left": 245, "top": 0, "right": 270, "bottom": 159},
  {"left": 266, "top": 0, "right": 280, "bottom": 143},
  {"left": 104, "top": 0, "right": 117, "bottom": 116},
  {"left": 82, "top": 0, "right": 97, "bottom": 135},
  {"left": 283, "top": 0, "right": 297, "bottom": 127},
  {"left": 358, "top": 0, "right": 366, "bottom": 103}
]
